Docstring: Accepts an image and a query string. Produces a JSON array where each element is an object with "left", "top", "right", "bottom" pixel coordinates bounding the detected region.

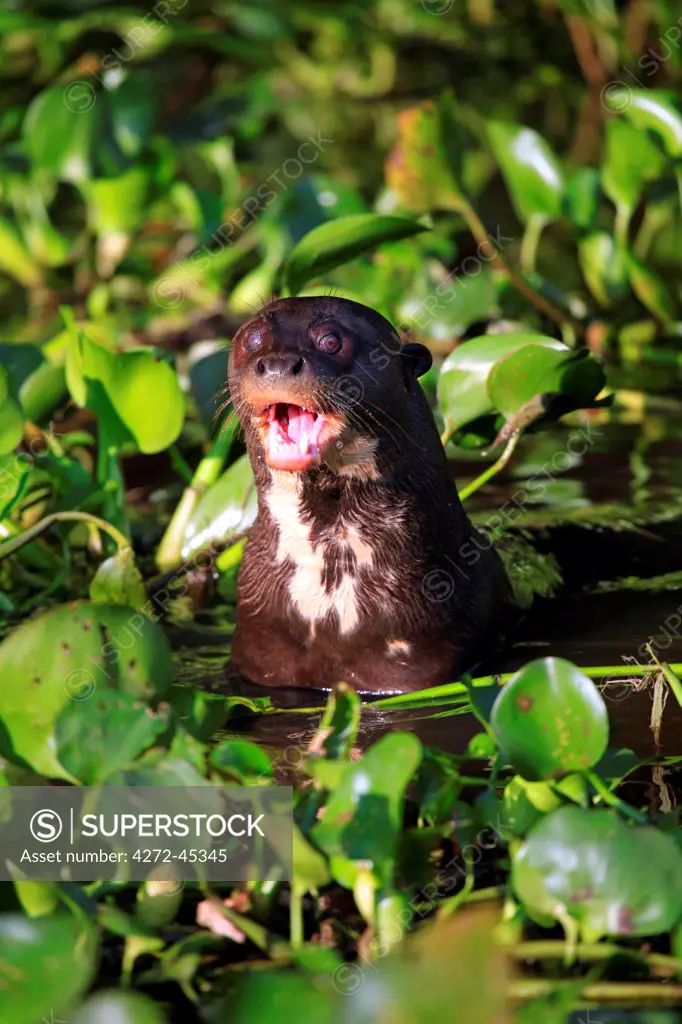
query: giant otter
[{"left": 227, "top": 296, "right": 510, "bottom": 693}]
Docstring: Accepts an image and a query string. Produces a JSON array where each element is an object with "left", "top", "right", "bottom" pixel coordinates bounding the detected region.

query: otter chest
[{"left": 266, "top": 471, "right": 380, "bottom": 635}]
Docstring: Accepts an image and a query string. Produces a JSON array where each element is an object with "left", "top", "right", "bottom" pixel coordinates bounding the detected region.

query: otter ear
[{"left": 401, "top": 342, "right": 432, "bottom": 379}]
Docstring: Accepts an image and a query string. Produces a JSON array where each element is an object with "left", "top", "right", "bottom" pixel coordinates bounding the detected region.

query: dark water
[{"left": 171, "top": 397, "right": 682, "bottom": 766}]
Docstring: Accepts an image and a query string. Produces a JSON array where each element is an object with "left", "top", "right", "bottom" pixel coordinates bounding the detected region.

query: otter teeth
[{"left": 266, "top": 404, "right": 326, "bottom": 465}]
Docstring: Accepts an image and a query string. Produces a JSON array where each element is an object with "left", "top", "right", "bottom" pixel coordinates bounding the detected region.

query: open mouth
[{"left": 263, "top": 403, "right": 339, "bottom": 472}]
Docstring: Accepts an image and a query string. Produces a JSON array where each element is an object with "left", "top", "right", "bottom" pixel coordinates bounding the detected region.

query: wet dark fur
[{"left": 227, "top": 296, "right": 510, "bottom": 693}]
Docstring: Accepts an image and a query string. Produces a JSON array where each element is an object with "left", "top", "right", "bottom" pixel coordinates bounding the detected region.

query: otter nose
[{"left": 255, "top": 353, "right": 305, "bottom": 377}]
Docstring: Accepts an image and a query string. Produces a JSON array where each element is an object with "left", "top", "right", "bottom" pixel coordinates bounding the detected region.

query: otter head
[{"left": 228, "top": 296, "right": 432, "bottom": 475}]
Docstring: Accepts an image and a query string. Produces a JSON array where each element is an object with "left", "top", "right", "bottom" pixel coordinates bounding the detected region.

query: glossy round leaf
[
  {"left": 513, "top": 806, "right": 682, "bottom": 940},
  {"left": 73, "top": 990, "right": 167, "bottom": 1024},
  {"left": 284, "top": 214, "right": 427, "bottom": 295},
  {"left": 437, "top": 333, "right": 567, "bottom": 434},
  {"left": 0, "top": 601, "right": 173, "bottom": 779},
  {"left": 619, "top": 90, "right": 682, "bottom": 159},
  {"left": 487, "top": 121, "right": 564, "bottom": 222},
  {"left": 311, "top": 732, "right": 422, "bottom": 886},
  {"left": 0, "top": 915, "right": 97, "bottom": 1024},
  {"left": 490, "top": 657, "right": 609, "bottom": 781}
]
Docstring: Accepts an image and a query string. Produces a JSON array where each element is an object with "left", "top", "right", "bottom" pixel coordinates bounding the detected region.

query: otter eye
[
  {"left": 316, "top": 331, "right": 342, "bottom": 355},
  {"left": 243, "top": 331, "right": 262, "bottom": 352}
]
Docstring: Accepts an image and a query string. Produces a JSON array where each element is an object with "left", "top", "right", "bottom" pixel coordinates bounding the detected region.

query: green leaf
[
  {"left": 487, "top": 121, "right": 564, "bottom": 223},
  {"left": 385, "top": 98, "right": 467, "bottom": 213},
  {"left": 0, "top": 218, "right": 42, "bottom": 288},
  {"left": 513, "top": 806, "right": 682, "bottom": 940},
  {"left": 293, "top": 825, "right": 331, "bottom": 894},
  {"left": 23, "top": 84, "right": 98, "bottom": 182},
  {"left": 578, "top": 231, "right": 629, "bottom": 308},
  {"left": 73, "top": 990, "right": 167, "bottom": 1024},
  {"left": 0, "top": 915, "right": 98, "bottom": 1024},
  {"left": 89, "top": 546, "right": 148, "bottom": 609},
  {"left": 284, "top": 214, "right": 427, "bottom": 295},
  {"left": 56, "top": 690, "right": 169, "bottom": 784},
  {"left": 309, "top": 682, "right": 361, "bottom": 760},
  {"left": 0, "top": 367, "right": 24, "bottom": 454},
  {"left": 181, "top": 453, "right": 258, "bottom": 559},
  {"left": 311, "top": 732, "right": 422, "bottom": 887},
  {"left": 627, "top": 252, "right": 677, "bottom": 327},
  {"left": 66, "top": 334, "right": 185, "bottom": 454},
  {"left": 602, "top": 118, "right": 666, "bottom": 216},
  {"left": 490, "top": 657, "right": 609, "bottom": 781},
  {"left": 562, "top": 167, "right": 600, "bottom": 231},
  {"left": 0, "top": 601, "right": 173, "bottom": 779},
  {"left": 211, "top": 738, "right": 273, "bottom": 781},
  {"left": 617, "top": 90, "right": 682, "bottom": 159},
  {"left": 108, "top": 72, "right": 155, "bottom": 158},
  {"left": 81, "top": 168, "right": 152, "bottom": 235}
]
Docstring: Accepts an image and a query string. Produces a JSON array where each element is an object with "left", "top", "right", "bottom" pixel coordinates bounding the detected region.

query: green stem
[
  {"left": 0, "top": 511, "right": 129, "bottom": 560},
  {"left": 458, "top": 432, "right": 522, "bottom": 502},
  {"left": 456, "top": 199, "right": 583, "bottom": 334},
  {"left": 509, "top": 979, "right": 682, "bottom": 1003},
  {"left": 510, "top": 940, "right": 681, "bottom": 976},
  {"left": 156, "top": 421, "right": 237, "bottom": 573},
  {"left": 585, "top": 770, "right": 647, "bottom": 824},
  {"left": 290, "top": 886, "right": 304, "bottom": 951},
  {"left": 519, "top": 214, "right": 546, "bottom": 274},
  {"left": 614, "top": 203, "right": 631, "bottom": 247}
]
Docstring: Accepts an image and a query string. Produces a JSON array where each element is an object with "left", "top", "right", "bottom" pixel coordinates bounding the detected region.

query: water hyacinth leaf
[
  {"left": 0, "top": 367, "right": 24, "bottom": 454},
  {"left": 56, "top": 690, "right": 170, "bottom": 785},
  {"left": 293, "top": 825, "right": 332, "bottom": 894},
  {"left": 602, "top": 118, "right": 666, "bottom": 216},
  {"left": 0, "top": 601, "right": 173, "bottom": 779},
  {"left": 181, "top": 453, "right": 257, "bottom": 559},
  {"left": 489, "top": 347, "right": 605, "bottom": 419},
  {"left": 108, "top": 71, "right": 155, "bottom": 158},
  {"left": 310, "top": 682, "right": 361, "bottom": 760},
  {"left": 18, "top": 361, "right": 67, "bottom": 423},
  {"left": 627, "top": 252, "right": 677, "bottom": 326},
  {"left": 23, "top": 83, "right": 98, "bottom": 182},
  {"left": 311, "top": 732, "right": 422, "bottom": 885},
  {"left": 89, "top": 545, "right": 147, "bottom": 608},
  {"left": 490, "top": 657, "right": 609, "bottom": 781},
  {"left": 72, "top": 990, "right": 167, "bottom": 1024},
  {"left": 0, "top": 914, "right": 98, "bottom": 1024},
  {"left": 0, "top": 218, "right": 42, "bottom": 288},
  {"left": 512, "top": 807, "right": 682, "bottom": 940},
  {"left": 487, "top": 121, "right": 564, "bottom": 223},
  {"left": 385, "top": 98, "right": 466, "bottom": 213},
  {"left": 211, "top": 738, "right": 273, "bottom": 781},
  {"left": 562, "top": 167, "right": 600, "bottom": 231},
  {"left": 66, "top": 334, "right": 185, "bottom": 454},
  {"left": 617, "top": 90, "right": 682, "bottom": 159},
  {"left": 284, "top": 214, "right": 427, "bottom": 295},
  {"left": 578, "top": 231, "right": 629, "bottom": 308},
  {"left": 437, "top": 332, "right": 603, "bottom": 440}
]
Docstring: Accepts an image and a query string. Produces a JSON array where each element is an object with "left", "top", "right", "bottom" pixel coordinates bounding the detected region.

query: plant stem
[
  {"left": 510, "top": 941, "right": 681, "bottom": 977},
  {"left": 585, "top": 770, "right": 647, "bottom": 824},
  {"left": 156, "top": 420, "right": 237, "bottom": 573},
  {"left": 509, "top": 979, "right": 682, "bottom": 1003},
  {"left": 290, "top": 887, "right": 304, "bottom": 950},
  {"left": 458, "top": 432, "right": 522, "bottom": 502},
  {"left": 646, "top": 643, "right": 682, "bottom": 709},
  {"left": 0, "top": 510, "right": 129, "bottom": 560},
  {"left": 519, "top": 214, "right": 546, "bottom": 273},
  {"left": 456, "top": 200, "right": 583, "bottom": 334},
  {"left": 614, "top": 203, "right": 631, "bottom": 247}
]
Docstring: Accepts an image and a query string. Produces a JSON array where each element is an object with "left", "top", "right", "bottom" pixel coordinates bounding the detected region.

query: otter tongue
[{"left": 286, "top": 405, "right": 323, "bottom": 452}]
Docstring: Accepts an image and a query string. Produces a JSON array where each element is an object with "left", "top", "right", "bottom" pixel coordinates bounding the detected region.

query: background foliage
[{"left": 1, "top": 1, "right": 682, "bottom": 1022}]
